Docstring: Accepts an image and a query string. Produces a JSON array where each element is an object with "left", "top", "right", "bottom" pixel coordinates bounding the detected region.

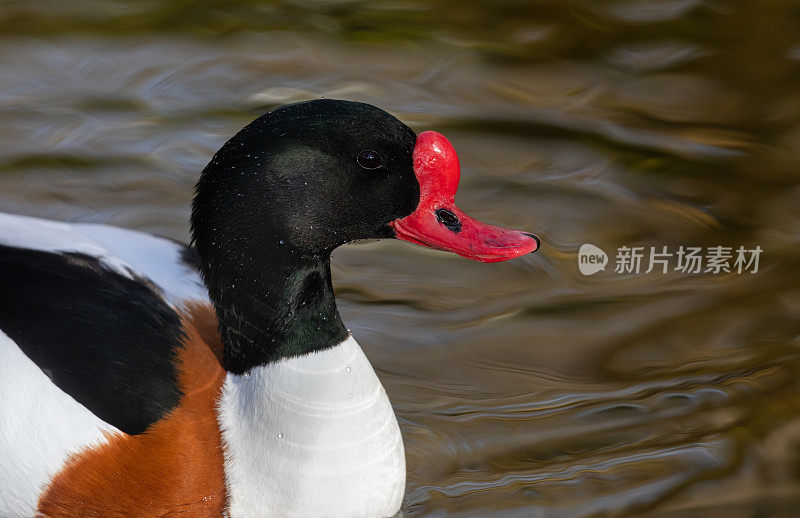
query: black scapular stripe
[{"left": 0, "top": 244, "right": 184, "bottom": 435}]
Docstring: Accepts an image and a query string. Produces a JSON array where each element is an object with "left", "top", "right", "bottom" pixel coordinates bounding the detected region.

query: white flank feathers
[{"left": 0, "top": 330, "right": 120, "bottom": 517}]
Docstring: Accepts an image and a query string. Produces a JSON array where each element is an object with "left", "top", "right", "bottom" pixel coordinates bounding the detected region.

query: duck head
[{"left": 192, "top": 99, "right": 538, "bottom": 373}]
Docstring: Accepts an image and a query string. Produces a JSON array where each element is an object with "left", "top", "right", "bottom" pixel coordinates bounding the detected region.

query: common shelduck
[{"left": 0, "top": 99, "right": 539, "bottom": 517}]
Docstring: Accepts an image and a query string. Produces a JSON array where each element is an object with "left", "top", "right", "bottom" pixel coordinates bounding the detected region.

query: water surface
[{"left": 2, "top": 1, "right": 800, "bottom": 516}]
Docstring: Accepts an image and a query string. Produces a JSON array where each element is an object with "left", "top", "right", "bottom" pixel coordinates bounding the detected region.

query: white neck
[{"left": 216, "top": 336, "right": 405, "bottom": 518}]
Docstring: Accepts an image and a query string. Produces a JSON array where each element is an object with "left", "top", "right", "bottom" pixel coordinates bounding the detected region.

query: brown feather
[{"left": 38, "top": 302, "right": 228, "bottom": 517}]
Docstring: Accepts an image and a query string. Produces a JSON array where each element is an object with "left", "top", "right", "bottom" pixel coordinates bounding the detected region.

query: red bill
[{"left": 390, "top": 131, "right": 540, "bottom": 263}]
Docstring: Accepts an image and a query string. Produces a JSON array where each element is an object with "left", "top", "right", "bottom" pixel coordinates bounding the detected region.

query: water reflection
[{"left": 1, "top": 0, "right": 800, "bottom": 516}]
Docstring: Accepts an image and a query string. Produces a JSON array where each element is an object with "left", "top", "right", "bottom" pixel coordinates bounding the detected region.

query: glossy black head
[
  {"left": 191, "top": 99, "right": 419, "bottom": 372},
  {"left": 192, "top": 99, "right": 419, "bottom": 263}
]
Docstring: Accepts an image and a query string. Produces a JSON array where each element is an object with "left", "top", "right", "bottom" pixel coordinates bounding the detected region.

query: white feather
[
  {"left": 0, "top": 330, "right": 120, "bottom": 517},
  {"left": 0, "top": 212, "right": 207, "bottom": 306},
  {"left": 0, "top": 212, "right": 132, "bottom": 277},
  {"left": 72, "top": 222, "right": 208, "bottom": 305},
  {"left": 218, "top": 336, "right": 405, "bottom": 518}
]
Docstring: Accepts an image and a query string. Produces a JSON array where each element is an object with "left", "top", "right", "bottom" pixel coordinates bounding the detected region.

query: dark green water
[{"left": 2, "top": 1, "right": 800, "bottom": 516}]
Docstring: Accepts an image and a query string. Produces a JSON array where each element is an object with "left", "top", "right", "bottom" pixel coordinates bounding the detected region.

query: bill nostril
[{"left": 435, "top": 208, "right": 462, "bottom": 233}]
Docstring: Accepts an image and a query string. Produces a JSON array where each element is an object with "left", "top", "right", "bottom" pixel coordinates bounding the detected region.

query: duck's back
[
  {"left": 0, "top": 212, "right": 225, "bottom": 517},
  {"left": 0, "top": 212, "right": 208, "bottom": 305}
]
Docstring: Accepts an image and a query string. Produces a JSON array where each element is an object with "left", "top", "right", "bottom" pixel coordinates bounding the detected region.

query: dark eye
[{"left": 356, "top": 150, "right": 382, "bottom": 169}]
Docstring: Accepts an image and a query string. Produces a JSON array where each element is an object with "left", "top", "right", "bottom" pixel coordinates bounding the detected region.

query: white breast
[{"left": 217, "top": 336, "right": 405, "bottom": 518}]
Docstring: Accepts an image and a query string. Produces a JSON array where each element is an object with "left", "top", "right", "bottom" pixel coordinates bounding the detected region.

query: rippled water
[{"left": 2, "top": 1, "right": 800, "bottom": 516}]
